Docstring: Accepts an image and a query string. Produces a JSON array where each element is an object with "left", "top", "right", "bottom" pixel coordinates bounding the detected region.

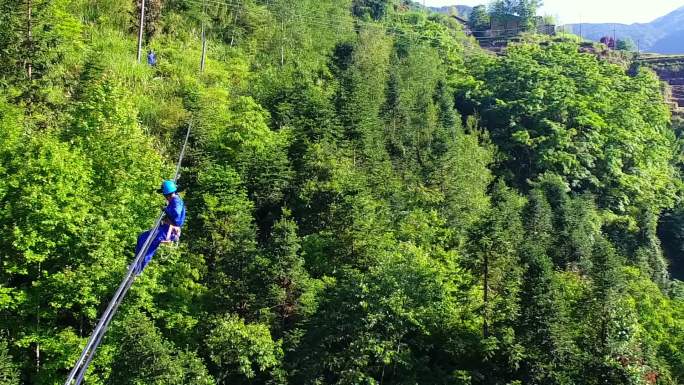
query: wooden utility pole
[
  {"left": 200, "top": 0, "right": 206, "bottom": 72},
  {"left": 229, "top": 1, "right": 239, "bottom": 47},
  {"left": 137, "top": 0, "right": 146, "bottom": 63},
  {"left": 280, "top": 19, "right": 285, "bottom": 67},
  {"left": 483, "top": 252, "right": 490, "bottom": 338},
  {"left": 36, "top": 261, "right": 41, "bottom": 373},
  {"left": 26, "top": 0, "right": 33, "bottom": 80}
]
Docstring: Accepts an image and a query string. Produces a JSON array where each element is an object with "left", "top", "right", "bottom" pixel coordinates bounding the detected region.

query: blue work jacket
[{"left": 165, "top": 195, "right": 186, "bottom": 227}]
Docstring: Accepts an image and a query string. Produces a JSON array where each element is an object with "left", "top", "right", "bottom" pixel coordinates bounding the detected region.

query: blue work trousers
[{"left": 134, "top": 224, "right": 179, "bottom": 274}]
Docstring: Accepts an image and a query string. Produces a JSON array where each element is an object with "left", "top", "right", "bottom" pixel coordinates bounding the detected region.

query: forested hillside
[{"left": 1, "top": 0, "right": 683, "bottom": 384}]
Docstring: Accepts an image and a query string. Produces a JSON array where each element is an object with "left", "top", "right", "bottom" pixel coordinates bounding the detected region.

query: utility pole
[
  {"left": 26, "top": 0, "right": 33, "bottom": 80},
  {"left": 36, "top": 261, "right": 41, "bottom": 374},
  {"left": 613, "top": 26, "right": 616, "bottom": 49},
  {"left": 483, "top": 251, "right": 489, "bottom": 339},
  {"left": 200, "top": 0, "right": 206, "bottom": 72},
  {"left": 137, "top": 0, "right": 146, "bottom": 63},
  {"left": 280, "top": 19, "right": 284, "bottom": 67},
  {"left": 229, "top": 3, "right": 239, "bottom": 47}
]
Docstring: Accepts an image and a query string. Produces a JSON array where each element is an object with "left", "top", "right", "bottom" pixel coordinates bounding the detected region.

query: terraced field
[{"left": 637, "top": 55, "right": 684, "bottom": 115}]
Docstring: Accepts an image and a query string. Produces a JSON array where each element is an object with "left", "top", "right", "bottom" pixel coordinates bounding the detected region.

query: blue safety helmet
[{"left": 158, "top": 180, "right": 177, "bottom": 195}]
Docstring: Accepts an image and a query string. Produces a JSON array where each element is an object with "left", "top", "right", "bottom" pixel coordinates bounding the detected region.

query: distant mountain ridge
[{"left": 566, "top": 6, "right": 684, "bottom": 54}]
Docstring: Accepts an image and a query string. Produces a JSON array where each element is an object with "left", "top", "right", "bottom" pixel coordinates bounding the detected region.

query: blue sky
[{"left": 423, "top": 0, "right": 684, "bottom": 24}]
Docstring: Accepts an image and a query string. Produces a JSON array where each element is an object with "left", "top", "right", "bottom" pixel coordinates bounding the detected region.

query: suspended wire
[
  {"left": 64, "top": 122, "right": 193, "bottom": 385},
  {"left": 637, "top": 55, "right": 684, "bottom": 62},
  {"left": 189, "top": 1, "right": 675, "bottom": 111},
  {"left": 64, "top": 213, "right": 165, "bottom": 385},
  {"left": 57, "top": 2, "right": 681, "bottom": 384},
  {"left": 185, "top": 0, "right": 484, "bottom": 51},
  {"left": 188, "top": 0, "right": 675, "bottom": 111},
  {"left": 72, "top": 275, "right": 136, "bottom": 385},
  {"left": 174, "top": 124, "right": 192, "bottom": 182},
  {"left": 185, "top": 0, "right": 595, "bottom": 64}
]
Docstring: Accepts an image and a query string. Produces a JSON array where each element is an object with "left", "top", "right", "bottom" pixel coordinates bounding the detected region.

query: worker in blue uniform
[
  {"left": 134, "top": 180, "right": 186, "bottom": 274},
  {"left": 147, "top": 50, "right": 157, "bottom": 66}
]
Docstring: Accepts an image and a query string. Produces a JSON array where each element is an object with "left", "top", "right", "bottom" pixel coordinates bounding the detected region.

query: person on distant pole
[
  {"left": 134, "top": 180, "right": 186, "bottom": 274},
  {"left": 147, "top": 50, "right": 157, "bottom": 66}
]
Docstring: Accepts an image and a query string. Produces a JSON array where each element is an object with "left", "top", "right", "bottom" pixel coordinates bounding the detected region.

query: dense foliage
[
  {"left": 1, "top": 0, "right": 683, "bottom": 384},
  {"left": 489, "top": 0, "right": 541, "bottom": 30}
]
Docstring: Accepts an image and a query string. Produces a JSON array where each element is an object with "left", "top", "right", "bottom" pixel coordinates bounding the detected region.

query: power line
[
  {"left": 187, "top": 0, "right": 481, "bottom": 50},
  {"left": 64, "top": 123, "right": 193, "bottom": 385}
]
